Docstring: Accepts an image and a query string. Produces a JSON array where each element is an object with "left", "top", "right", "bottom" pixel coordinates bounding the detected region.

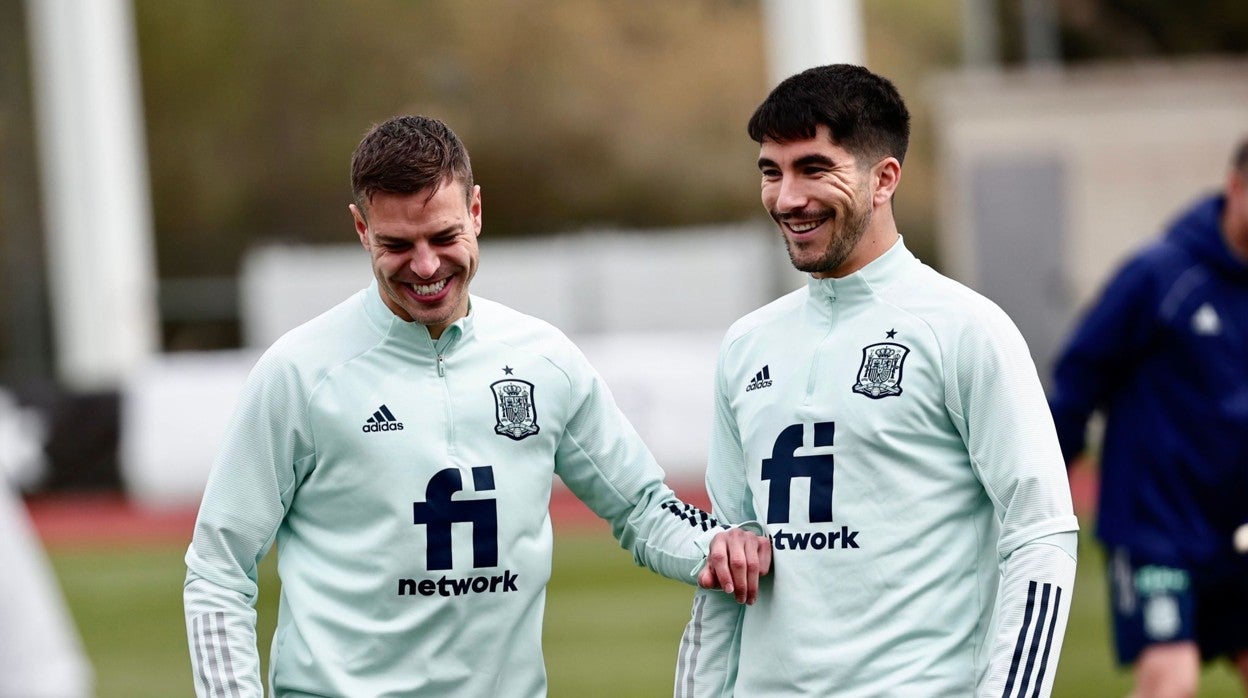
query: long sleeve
[
  {"left": 673, "top": 347, "right": 754, "bottom": 698},
  {"left": 978, "top": 534, "right": 1077, "bottom": 697},
  {"left": 1049, "top": 255, "right": 1159, "bottom": 463},
  {"left": 664, "top": 243, "right": 1083, "bottom": 694},
  {"left": 183, "top": 354, "right": 313, "bottom": 698},
  {"left": 552, "top": 350, "right": 726, "bottom": 583},
  {"left": 945, "top": 300, "right": 1079, "bottom": 697}
]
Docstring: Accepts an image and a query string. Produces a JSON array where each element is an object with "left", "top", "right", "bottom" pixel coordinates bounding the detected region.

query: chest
[
  {"left": 1146, "top": 275, "right": 1248, "bottom": 401},
  {"left": 297, "top": 347, "right": 570, "bottom": 515},
  {"left": 729, "top": 313, "right": 951, "bottom": 460},
  {"left": 726, "top": 309, "right": 977, "bottom": 530},
  {"left": 1158, "top": 276, "right": 1248, "bottom": 355}
]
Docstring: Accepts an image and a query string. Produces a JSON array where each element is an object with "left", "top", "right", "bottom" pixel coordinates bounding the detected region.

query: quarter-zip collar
[
  {"left": 361, "top": 279, "right": 474, "bottom": 356},
  {"left": 806, "top": 236, "right": 916, "bottom": 306}
]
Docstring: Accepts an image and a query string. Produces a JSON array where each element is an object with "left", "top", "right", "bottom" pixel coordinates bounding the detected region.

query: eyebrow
[
  {"left": 757, "top": 153, "right": 838, "bottom": 170},
  {"left": 373, "top": 224, "right": 461, "bottom": 243},
  {"left": 372, "top": 232, "right": 410, "bottom": 245}
]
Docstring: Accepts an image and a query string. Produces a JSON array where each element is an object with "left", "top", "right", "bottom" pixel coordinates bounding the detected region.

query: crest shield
[
  {"left": 491, "top": 379, "right": 540, "bottom": 440},
  {"left": 852, "top": 342, "right": 909, "bottom": 399}
]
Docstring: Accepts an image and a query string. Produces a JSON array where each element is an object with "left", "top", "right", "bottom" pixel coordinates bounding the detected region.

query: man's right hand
[{"left": 698, "top": 529, "right": 773, "bottom": 605}]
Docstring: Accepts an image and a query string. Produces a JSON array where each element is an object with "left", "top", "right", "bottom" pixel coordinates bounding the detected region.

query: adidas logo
[
  {"left": 362, "top": 404, "right": 405, "bottom": 433},
  {"left": 746, "top": 365, "right": 773, "bottom": 392},
  {"left": 1192, "top": 303, "right": 1221, "bottom": 336}
]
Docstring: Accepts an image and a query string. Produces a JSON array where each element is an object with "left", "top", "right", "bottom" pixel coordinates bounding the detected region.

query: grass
[{"left": 50, "top": 524, "right": 1245, "bottom": 697}]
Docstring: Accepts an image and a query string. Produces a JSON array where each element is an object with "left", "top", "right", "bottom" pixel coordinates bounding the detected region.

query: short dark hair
[
  {"left": 350, "top": 115, "right": 474, "bottom": 218},
  {"left": 1232, "top": 136, "right": 1248, "bottom": 175},
  {"left": 747, "top": 64, "right": 910, "bottom": 166}
]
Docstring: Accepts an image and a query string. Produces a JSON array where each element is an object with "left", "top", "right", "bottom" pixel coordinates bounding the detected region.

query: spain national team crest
[
  {"left": 852, "top": 342, "right": 910, "bottom": 399},
  {"left": 491, "top": 379, "right": 540, "bottom": 440}
]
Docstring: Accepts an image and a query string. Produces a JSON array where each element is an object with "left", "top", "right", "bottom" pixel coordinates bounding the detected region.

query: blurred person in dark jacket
[{"left": 1049, "top": 136, "right": 1248, "bottom": 698}]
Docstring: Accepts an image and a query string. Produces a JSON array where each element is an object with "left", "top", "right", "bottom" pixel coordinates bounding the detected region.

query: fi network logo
[
  {"left": 403, "top": 466, "right": 519, "bottom": 598},
  {"left": 412, "top": 466, "right": 498, "bottom": 570},
  {"left": 761, "top": 422, "right": 861, "bottom": 551},
  {"left": 762, "top": 423, "right": 834, "bottom": 523}
]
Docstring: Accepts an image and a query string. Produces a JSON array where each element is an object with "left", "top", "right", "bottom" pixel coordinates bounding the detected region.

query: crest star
[
  {"left": 502, "top": 366, "right": 514, "bottom": 375},
  {"left": 885, "top": 329, "right": 897, "bottom": 339}
]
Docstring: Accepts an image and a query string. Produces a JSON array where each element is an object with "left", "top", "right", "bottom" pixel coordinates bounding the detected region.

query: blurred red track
[
  {"left": 25, "top": 493, "right": 198, "bottom": 549},
  {"left": 25, "top": 472, "right": 1094, "bottom": 549}
]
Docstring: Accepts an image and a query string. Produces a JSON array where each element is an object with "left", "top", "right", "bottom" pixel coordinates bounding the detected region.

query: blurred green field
[{"left": 50, "top": 524, "right": 1245, "bottom": 697}]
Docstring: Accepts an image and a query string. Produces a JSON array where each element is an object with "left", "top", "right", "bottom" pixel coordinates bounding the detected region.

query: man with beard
[{"left": 673, "top": 64, "right": 1079, "bottom": 697}]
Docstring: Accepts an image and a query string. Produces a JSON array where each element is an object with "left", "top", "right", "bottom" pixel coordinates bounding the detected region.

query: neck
[
  {"left": 1221, "top": 208, "right": 1248, "bottom": 264},
  {"left": 814, "top": 212, "right": 900, "bottom": 280}
]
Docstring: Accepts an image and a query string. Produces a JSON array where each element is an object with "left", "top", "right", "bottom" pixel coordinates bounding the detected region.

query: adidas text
[
  {"left": 363, "top": 404, "right": 404, "bottom": 432},
  {"left": 746, "top": 379, "right": 773, "bottom": 392},
  {"left": 397, "top": 570, "right": 519, "bottom": 597},
  {"left": 362, "top": 421, "right": 404, "bottom": 433},
  {"left": 773, "top": 526, "right": 861, "bottom": 551}
]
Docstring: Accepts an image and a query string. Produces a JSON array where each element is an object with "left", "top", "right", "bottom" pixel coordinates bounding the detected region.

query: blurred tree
[
  {"left": 134, "top": 0, "right": 767, "bottom": 283},
  {"left": 25, "top": 0, "right": 1245, "bottom": 354},
  {"left": 994, "top": 0, "right": 1248, "bottom": 63},
  {"left": 0, "top": 0, "right": 53, "bottom": 384}
]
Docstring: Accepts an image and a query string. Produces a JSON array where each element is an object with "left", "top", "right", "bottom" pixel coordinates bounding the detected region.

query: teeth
[
  {"left": 411, "top": 279, "right": 448, "bottom": 296},
  {"left": 788, "top": 220, "right": 824, "bottom": 233}
]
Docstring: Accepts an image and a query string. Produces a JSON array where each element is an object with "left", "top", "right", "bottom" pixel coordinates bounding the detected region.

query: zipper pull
[{"left": 437, "top": 354, "right": 446, "bottom": 377}]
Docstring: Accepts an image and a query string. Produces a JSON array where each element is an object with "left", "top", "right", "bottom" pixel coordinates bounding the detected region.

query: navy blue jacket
[{"left": 1049, "top": 194, "right": 1248, "bottom": 565}]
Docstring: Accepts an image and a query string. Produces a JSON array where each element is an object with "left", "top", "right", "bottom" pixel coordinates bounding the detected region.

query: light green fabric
[
  {"left": 675, "top": 240, "right": 1078, "bottom": 697},
  {"left": 186, "top": 282, "right": 721, "bottom": 697}
]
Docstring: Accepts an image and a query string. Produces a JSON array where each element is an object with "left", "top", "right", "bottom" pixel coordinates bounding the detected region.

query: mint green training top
[
  {"left": 185, "top": 282, "right": 723, "bottom": 697},
  {"left": 675, "top": 240, "right": 1079, "bottom": 697}
]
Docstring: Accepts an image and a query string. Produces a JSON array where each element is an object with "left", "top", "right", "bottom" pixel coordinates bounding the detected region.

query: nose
[
  {"left": 410, "top": 244, "right": 439, "bottom": 279},
  {"left": 772, "top": 175, "right": 808, "bottom": 214}
]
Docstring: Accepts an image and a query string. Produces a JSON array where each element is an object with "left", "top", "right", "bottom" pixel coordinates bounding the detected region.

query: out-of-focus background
[{"left": 1, "top": 1, "right": 1246, "bottom": 696}]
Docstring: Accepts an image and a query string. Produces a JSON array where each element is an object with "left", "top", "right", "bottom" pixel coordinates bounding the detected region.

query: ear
[
  {"left": 1228, "top": 167, "right": 1247, "bottom": 198},
  {"left": 871, "top": 157, "right": 902, "bottom": 208},
  {"left": 469, "top": 184, "right": 483, "bottom": 238},
  {"left": 349, "top": 203, "right": 369, "bottom": 249}
]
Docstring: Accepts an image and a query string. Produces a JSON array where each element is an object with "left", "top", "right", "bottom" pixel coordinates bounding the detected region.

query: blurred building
[{"left": 930, "top": 58, "right": 1248, "bottom": 385}]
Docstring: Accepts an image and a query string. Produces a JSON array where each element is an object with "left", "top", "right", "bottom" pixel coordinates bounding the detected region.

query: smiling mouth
[
  {"left": 785, "top": 218, "right": 829, "bottom": 234},
  {"left": 409, "top": 278, "right": 449, "bottom": 297}
]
